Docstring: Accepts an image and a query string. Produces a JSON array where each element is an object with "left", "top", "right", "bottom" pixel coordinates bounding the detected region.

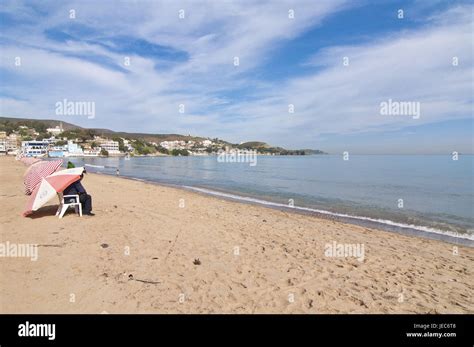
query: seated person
[{"left": 63, "top": 174, "right": 94, "bottom": 216}]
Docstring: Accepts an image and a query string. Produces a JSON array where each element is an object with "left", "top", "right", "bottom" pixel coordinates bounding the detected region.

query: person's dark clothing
[
  {"left": 64, "top": 181, "right": 86, "bottom": 195},
  {"left": 78, "top": 194, "right": 92, "bottom": 214},
  {"left": 63, "top": 180, "right": 92, "bottom": 214}
]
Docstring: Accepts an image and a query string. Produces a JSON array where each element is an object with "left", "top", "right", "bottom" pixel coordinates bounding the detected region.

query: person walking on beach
[{"left": 63, "top": 174, "right": 94, "bottom": 216}]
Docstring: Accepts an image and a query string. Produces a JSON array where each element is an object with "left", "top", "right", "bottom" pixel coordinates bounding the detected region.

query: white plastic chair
[{"left": 56, "top": 193, "right": 82, "bottom": 218}]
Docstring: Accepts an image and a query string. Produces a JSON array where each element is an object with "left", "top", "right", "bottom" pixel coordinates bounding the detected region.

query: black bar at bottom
[{"left": 0, "top": 314, "right": 472, "bottom": 346}]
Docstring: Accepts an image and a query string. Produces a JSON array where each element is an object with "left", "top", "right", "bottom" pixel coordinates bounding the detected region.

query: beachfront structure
[
  {"left": 21, "top": 140, "right": 49, "bottom": 157},
  {"left": 0, "top": 131, "right": 18, "bottom": 153},
  {"left": 66, "top": 141, "right": 84, "bottom": 156},
  {"left": 97, "top": 139, "right": 120, "bottom": 155},
  {"left": 83, "top": 149, "right": 100, "bottom": 157},
  {"left": 6, "top": 134, "right": 19, "bottom": 152},
  {"left": 0, "top": 132, "right": 18, "bottom": 154},
  {"left": 0, "top": 139, "right": 5, "bottom": 153},
  {"left": 48, "top": 145, "right": 67, "bottom": 158},
  {"left": 48, "top": 141, "right": 84, "bottom": 158},
  {"left": 48, "top": 148, "right": 66, "bottom": 158}
]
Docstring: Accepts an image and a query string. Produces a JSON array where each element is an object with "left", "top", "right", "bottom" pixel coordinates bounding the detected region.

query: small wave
[
  {"left": 184, "top": 186, "right": 474, "bottom": 241},
  {"left": 130, "top": 177, "right": 146, "bottom": 182},
  {"left": 85, "top": 164, "right": 105, "bottom": 168}
]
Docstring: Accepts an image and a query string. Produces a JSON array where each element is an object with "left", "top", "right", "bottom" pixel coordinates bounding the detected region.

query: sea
[{"left": 67, "top": 155, "right": 474, "bottom": 246}]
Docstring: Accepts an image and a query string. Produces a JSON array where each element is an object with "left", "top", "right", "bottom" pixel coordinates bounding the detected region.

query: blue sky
[{"left": 0, "top": 0, "right": 472, "bottom": 154}]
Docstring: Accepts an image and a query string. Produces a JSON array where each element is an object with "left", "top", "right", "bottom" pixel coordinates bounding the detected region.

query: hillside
[
  {"left": 0, "top": 117, "right": 208, "bottom": 143},
  {"left": 237, "top": 141, "right": 326, "bottom": 155},
  {"left": 0, "top": 117, "right": 326, "bottom": 154},
  {"left": 0, "top": 117, "right": 82, "bottom": 131}
]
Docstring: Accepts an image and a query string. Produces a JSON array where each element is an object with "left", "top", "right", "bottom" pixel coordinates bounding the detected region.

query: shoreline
[
  {"left": 93, "top": 171, "right": 474, "bottom": 247},
  {"left": 1, "top": 156, "right": 473, "bottom": 313}
]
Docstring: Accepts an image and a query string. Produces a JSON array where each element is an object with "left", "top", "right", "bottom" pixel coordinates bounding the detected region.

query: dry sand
[{"left": 0, "top": 156, "right": 473, "bottom": 313}]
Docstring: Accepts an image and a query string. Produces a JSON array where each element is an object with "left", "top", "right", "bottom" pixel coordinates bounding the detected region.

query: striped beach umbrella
[
  {"left": 24, "top": 160, "right": 44, "bottom": 177},
  {"left": 23, "top": 167, "right": 85, "bottom": 216},
  {"left": 24, "top": 160, "right": 63, "bottom": 195},
  {"left": 20, "top": 157, "right": 42, "bottom": 166}
]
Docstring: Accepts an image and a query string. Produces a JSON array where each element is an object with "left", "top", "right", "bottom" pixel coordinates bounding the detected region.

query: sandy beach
[{"left": 0, "top": 156, "right": 472, "bottom": 313}]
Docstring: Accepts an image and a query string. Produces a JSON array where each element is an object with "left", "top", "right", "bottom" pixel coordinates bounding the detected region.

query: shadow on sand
[{"left": 25, "top": 205, "right": 60, "bottom": 219}]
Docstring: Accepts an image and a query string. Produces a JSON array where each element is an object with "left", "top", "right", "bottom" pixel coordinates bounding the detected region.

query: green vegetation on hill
[
  {"left": 171, "top": 149, "right": 189, "bottom": 156},
  {"left": 0, "top": 117, "right": 80, "bottom": 133},
  {"left": 61, "top": 129, "right": 96, "bottom": 141},
  {"left": 131, "top": 139, "right": 156, "bottom": 155},
  {"left": 237, "top": 141, "right": 326, "bottom": 155},
  {"left": 0, "top": 117, "right": 326, "bottom": 155}
]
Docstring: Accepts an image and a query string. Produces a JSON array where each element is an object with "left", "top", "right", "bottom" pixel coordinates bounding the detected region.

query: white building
[
  {"left": 83, "top": 149, "right": 100, "bottom": 157},
  {"left": 98, "top": 139, "right": 120, "bottom": 154},
  {"left": 48, "top": 140, "right": 90, "bottom": 157},
  {"left": 21, "top": 140, "right": 49, "bottom": 157},
  {"left": 46, "top": 124, "right": 63, "bottom": 135},
  {"left": 159, "top": 141, "right": 172, "bottom": 150},
  {"left": 160, "top": 140, "right": 186, "bottom": 150},
  {"left": 6, "top": 133, "right": 19, "bottom": 152},
  {"left": 66, "top": 141, "right": 84, "bottom": 156},
  {"left": 42, "top": 137, "right": 58, "bottom": 145},
  {"left": 0, "top": 132, "right": 6, "bottom": 153},
  {"left": 0, "top": 133, "right": 19, "bottom": 154},
  {"left": 123, "top": 139, "right": 134, "bottom": 152},
  {"left": 0, "top": 139, "right": 6, "bottom": 153}
]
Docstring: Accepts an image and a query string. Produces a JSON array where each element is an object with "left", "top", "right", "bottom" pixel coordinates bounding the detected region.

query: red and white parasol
[
  {"left": 24, "top": 160, "right": 63, "bottom": 195},
  {"left": 20, "top": 157, "right": 42, "bottom": 166},
  {"left": 23, "top": 167, "right": 85, "bottom": 216}
]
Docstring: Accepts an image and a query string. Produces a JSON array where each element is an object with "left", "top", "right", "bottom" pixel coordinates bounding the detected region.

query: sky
[{"left": 0, "top": 0, "right": 472, "bottom": 154}]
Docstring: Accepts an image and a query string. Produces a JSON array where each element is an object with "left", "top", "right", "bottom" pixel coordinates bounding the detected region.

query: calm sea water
[{"left": 69, "top": 155, "right": 474, "bottom": 245}]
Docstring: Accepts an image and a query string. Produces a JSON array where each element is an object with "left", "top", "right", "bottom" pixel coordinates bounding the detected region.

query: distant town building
[
  {"left": 42, "top": 137, "right": 58, "bottom": 145},
  {"left": 0, "top": 132, "right": 19, "bottom": 154},
  {"left": 48, "top": 140, "right": 84, "bottom": 157},
  {"left": 46, "top": 124, "right": 63, "bottom": 135},
  {"left": 0, "top": 132, "right": 6, "bottom": 154},
  {"left": 21, "top": 140, "right": 49, "bottom": 157},
  {"left": 48, "top": 145, "right": 67, "bottom": 158},
  {"left": 6, "top": 134, "right": 19, "bottom": 153},
  {"left": 66, "top": 140, "right": 84, "bottom": 156},
  {"left": 160, "top": 140, "right": 186, "bottom": 150},
  {"left": 97, "top": 139, "right": 120, "bottom": 154},
  {"left": 0, "top": 139, "right": 6, "bottom": 154},
  {"left": 83, "top": 149, "right": 101, "bottom": 157},
  {"left": 122, "top": 139, "right": 134, "bottom": 152}
]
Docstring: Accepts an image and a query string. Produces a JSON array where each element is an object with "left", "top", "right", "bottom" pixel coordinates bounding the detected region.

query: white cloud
[{"left": 215, "top": 4, "right": 473, "bottom": 146}]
